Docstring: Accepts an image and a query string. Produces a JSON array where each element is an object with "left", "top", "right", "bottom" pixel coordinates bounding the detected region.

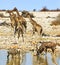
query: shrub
[{"left": 50, "top": 20, "right": 60, "bottom": 26}]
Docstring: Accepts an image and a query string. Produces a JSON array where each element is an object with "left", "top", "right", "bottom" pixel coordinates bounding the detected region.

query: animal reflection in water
[
  {"left": 33, "top": 53, "right": 48, "bottom": 65},
  {"left": 35, "top": 52, "right": 58, "bottom": 65},
  {"left": 7, "top": 49, "right": 21, "bottom": 65}
]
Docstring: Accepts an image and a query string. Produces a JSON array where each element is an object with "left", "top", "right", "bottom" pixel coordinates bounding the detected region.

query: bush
[
  {"left": 40, "top": 7, "right": 49, "bottom": 11},
  {"left": 50, "top": 20, "right": 60, "bottom": 26}
]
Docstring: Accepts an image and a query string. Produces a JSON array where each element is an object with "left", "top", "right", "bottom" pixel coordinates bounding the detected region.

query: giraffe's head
[
  {"left": 22, "top": 10, "right": 34, "bottom": 18},
  {"left": 13, "top": 7, "right": 18, "bottom": 11}
]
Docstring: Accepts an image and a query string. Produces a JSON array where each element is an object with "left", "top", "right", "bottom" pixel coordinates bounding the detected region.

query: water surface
[{"left": 0, "top": 50, "right": 60, "bottom": 65}]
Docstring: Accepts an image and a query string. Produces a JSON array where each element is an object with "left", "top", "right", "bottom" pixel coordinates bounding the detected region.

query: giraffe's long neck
[
  {"left": 15, "top": 9, "right": 20, "bottom": 17},
  {"left": 28, "top": 15, "right": 36, "bottom": 26},
  {"left": 15, "top": 9, "right": 24, "bottom": 21},
  {"left": 8, "top": 12, "right": 16, "bottom": 28},
  {"left": 9, "top": 13, "right": 13, "bottom": 22}
]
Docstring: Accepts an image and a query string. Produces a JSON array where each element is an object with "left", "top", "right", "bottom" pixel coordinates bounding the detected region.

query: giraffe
[
  {"left": 6, "top": 10, "right": 18, "bottom": 35},
  {"left": 6, "top": 10, "right": 24, "bottom": 41},
  {"left": 13, "top": 7, "right": 27, "bottom": 33},
  {"left": 25, "top": 13, "right": 42, "bottom": 36},
  {"left": 11, "top": 12, "right": 24, "bottom": 41}
]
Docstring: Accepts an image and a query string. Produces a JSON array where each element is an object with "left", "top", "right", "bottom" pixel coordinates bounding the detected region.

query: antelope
[{"left": 36, "top": 42, "right": 57, "bottom": 55}]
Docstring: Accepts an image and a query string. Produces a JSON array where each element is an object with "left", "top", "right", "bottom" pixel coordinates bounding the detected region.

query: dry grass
[{"left": 0, "top": 11, "right": 60, "bottom": 50}]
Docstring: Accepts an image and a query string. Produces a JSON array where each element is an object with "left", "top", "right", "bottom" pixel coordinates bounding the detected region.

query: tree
[
  {"left": 40, "top": 7, "right": 49, "bottom": 11},
  {"left": 33, "top": 9, "right": 36, "bottom": 11}
]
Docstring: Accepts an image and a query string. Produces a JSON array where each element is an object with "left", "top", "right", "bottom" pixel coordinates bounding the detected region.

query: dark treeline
[
  {"left": 33, "top": 7, "right": 60, "bottom": 12},
  {"left": 40, "top": 7, "right": 60, "bottom": 12},
  {"left": 0, "top": 7, "right": 60, "bottom": 12}
]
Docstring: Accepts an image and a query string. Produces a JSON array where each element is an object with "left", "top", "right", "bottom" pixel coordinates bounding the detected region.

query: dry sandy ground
[
  {"left": 0, "top": 11, "right": 60, "bottom": 50},
  {"left": 0, "top": 25, "right": 60, "bottom": 50}
]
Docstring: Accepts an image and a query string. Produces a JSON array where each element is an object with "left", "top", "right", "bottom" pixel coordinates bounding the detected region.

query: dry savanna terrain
[{"left": 0, "top": 11, "right": 60, "bottom": 49}]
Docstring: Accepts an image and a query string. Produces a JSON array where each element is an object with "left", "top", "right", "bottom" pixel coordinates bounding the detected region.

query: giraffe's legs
[
  {"left": 18, "top": 28, "right": 20, "bottom": 39},
  {"left": 21, "top": 28, "right": 24, "bottom": 42},
  {"left": 33, "top": 27, "right": 35, "bottom": 35},
  {"left": 17, "top": 27, "right": 24, "bottom": 42}
]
